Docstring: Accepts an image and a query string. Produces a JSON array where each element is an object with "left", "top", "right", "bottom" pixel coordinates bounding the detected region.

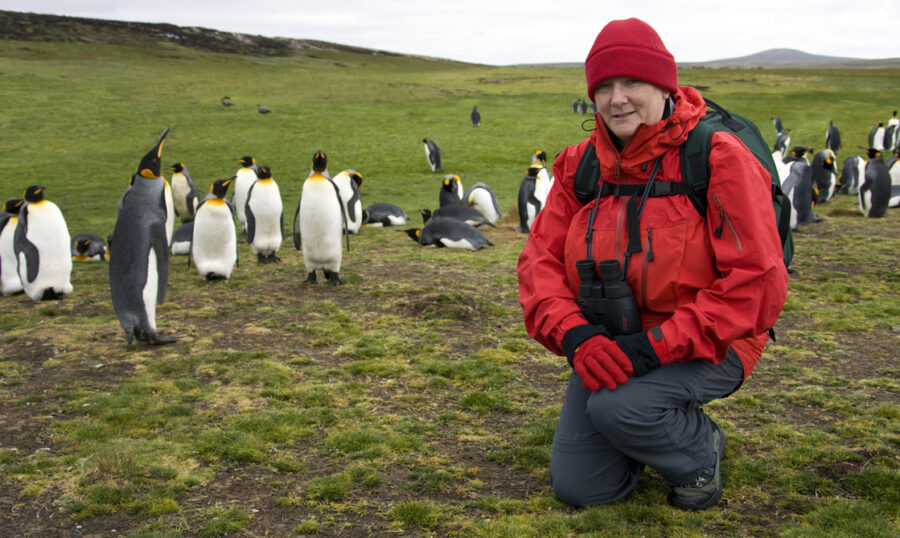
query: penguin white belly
[
  {"left": 300, "top": 181, "right": 342, "bottom": 272},
  {"left": 0, "top": 220, "right": 23, "bottom": 296},
  {"left": 470, "top": 191, "right": 500, "bottom": 224},
  {"left": 233, "top": 168, "right": 257, "bottom": 231},
  {"left": 171, "top": 175, "right": 192, "bottom": 219},
  {"left": 889, "top": 166, "right": 900, "bottom": 207},
  {"left": 164, "top": 180, "right": 174, "bottom": 245},
  {"left": 18, "top": 203, "right": 72, "bottom": 301},
  {"left": 438, "top": 237, "right": 477, "bottom": 251},
  {"left": 192, "top": 200, "right": 237, "bottom": 278},
  {"left": 859, "top": 189, "right": 873, "bottom": 216},
  {"left": 248, "top": 186, "right": 283, "bottom": 255},
  {"left": 387, "top": 215, "right": 407, "bottom": 226},
  {"left": 143, "top": 248, "right": 158, "bottom": 331}
]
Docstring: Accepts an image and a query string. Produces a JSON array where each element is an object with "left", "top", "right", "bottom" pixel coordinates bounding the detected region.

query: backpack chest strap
[{"left": 596, "top": 180, "right": 694, "bottom": 199}]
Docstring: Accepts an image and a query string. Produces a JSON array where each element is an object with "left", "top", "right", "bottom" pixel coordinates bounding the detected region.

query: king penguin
[
  {"left": 859, "top": 149, "right": 891, "bottom": 218},
  {"left": 170, "top": 221, "right": 193, "bottom": 255},
  {"left": 109, "top": 128, "right": 176, "bottom": 345},
  {"left": 293, "top": 150, "right": 346, "bottom": 285},
  {"left": 811, "top": 149, "right": 837, "bottom": 203},
  {"left": 439, "top": 174, "right": 464, "bottom": 207},
  {"left": 246, "top": 165, "right": 284, "bottom": 263},
  {"left": 333, "top": 169, "right": 364, "bottom": 234},
  {"left": 403, "top": 216, "right": 493, "bottom": 251},
  {"left": 463, "top": 182, "right": 502, "bottom": 225},
  {"left": 14, "top": 186, "right": 73, "bottom": 301},
  {"left": 423, "top": 138, "right": 444, "bottom": 172},
  {"left": 71, "top": 233, "right": 108, "bottom": 262},
  {"left": 0, "top": 199, "right": 24, "bottom": 296},
  {"left": 838, "top": 155, "right": 866, "bottom": 195},
  {"left": 419, "top": 205, "right": 493, "bottom": 228},
  {"left": 232, "top": 155, "right": 258, "bottom": 233},
  {"left": 825, "top": 121, "right": 841, "bottom": 155},
  {"left": 192, "top": 177, "right": 237, "bottom": 279},
  {"left": 517, "top": 166, "right": 543, "bottom": 232},
  {"left": 780, "top": 147, "right": 821, "bottom": 229},
  {"left": 886, "top": 151, "right": 900, "bottom": 208},
  {"left": 362, "top": 202, "right": 407, "bottom": 227},
  {"left": 772, "top": 116, "right": 791, "bottom": 154},
  {"left": 868, "top": 123, "right": 886, "bottom": 151},
  {"left": 168, "top": 162, "right": 199, "bottom": 223}
]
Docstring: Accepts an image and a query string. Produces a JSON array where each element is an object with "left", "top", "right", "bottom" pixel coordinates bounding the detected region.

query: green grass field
[{"left": 0, "top": 32, "right": 898, "bottom": 537}]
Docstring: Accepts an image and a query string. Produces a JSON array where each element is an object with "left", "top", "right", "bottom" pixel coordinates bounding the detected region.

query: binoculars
[{"left": 575, "top": 258, "right": 641, "bottom": 336}]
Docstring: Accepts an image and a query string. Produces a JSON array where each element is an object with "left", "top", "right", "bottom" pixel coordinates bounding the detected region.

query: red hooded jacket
[{"left": 517, "top": 86, "right": 788, "bottom": 379}]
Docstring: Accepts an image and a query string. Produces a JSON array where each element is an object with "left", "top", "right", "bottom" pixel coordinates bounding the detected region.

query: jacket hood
[{"left": 590, "top": 85, "right": 706, "bottom": 179}]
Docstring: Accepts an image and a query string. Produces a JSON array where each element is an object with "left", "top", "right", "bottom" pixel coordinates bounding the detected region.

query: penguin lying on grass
[
  {"left": 419, "top": 206, "right": 494, "bottom": 228},
  {"left": 170, "top": 221, "right": 193, "bottom": 255},
  {"left": 362, "top": 203, "right": 407, "bottom": 227},
  {"left": 403, "top": 216, "right": 493, "bottom": 251},
  {"left": 71, "top": 233, "right": 108, "bottom": 262},
  {"left": 14, "top": 185, "right": 73, "bottom": 301},
  {"left": 463, "top": 182, "right": 502, "bottom": 225},
  {"left": 109, "top": 128, "right": 176, "bottom": 345}
]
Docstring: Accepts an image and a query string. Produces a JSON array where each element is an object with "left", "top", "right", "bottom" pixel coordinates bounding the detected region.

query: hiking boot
[{"left": 668, "top": 423, "right": 726, "bottom": 511}]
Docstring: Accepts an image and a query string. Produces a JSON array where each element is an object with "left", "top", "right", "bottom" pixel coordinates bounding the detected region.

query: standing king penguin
[
  {"left": 245, "top": 165, "right": 284, "bottom": 263},
  {"left": 109, "top": 129, "right": 176, "bottom": 345},
  {"left": 333, "top": 169, "right": 364, "bottom": 234},
  {"left": 168, "top": 162, "right": 199, "bottom": 223},
  {"left": 192, "top": 177, "right": 238, "bottom": 279},
  {"left": 14, "top": 186, "right": 73, "bottom": 301},
  {"left": 1, "top": 199, "right": 24, "bottom": 296},
  {"left": 859, "top": 148, "right": 891, "bottom": 218},
  {"left": 293, "top": 150, "right": 346, "bottom": 285},
  {"left": 232, "top": 155, "right": 258, "bottom": 233},
  {"left": 423, "top": 138, "right": 444, "bottom": 172}
]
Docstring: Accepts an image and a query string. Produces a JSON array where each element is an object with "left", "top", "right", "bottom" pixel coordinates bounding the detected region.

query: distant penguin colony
[
  {"left": 192, "top": 177, "right": 238, "bottom": 279},
  {"left": 293, "top": 151, "right": 346, "bottom": 285},
  {"left": 245, "top": 165, "right": 284, "bottom": 263},
  {"left": 108, "top": 129, "right": 176, "bottom": 345},
  {"left": 14, "top": 185, "right": 73, "bottom": 302},
  {"left": 1, "top": 199, "right": 25, "bottom": 296}
]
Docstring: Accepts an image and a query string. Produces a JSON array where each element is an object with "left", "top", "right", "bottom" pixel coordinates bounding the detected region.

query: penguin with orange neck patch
[
  {"left": 293, "top": 150, "right": 346, "bottom": 285},
  {"left": 109, "top": 129, "right": 176, "bottom": 345},
  {"left": 14, "top": 185, "right": 73, "bottom": 301},
  {"left": 1, "top": 199, "right": 24, "bottom": 296},
  {"left": 192, "top": 177, "right": 237, "bottom": 279}
]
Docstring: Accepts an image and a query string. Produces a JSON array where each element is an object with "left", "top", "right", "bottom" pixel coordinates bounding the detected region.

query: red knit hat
[{"left": 585, "top": 18, "right": 678, "bottom": 100}]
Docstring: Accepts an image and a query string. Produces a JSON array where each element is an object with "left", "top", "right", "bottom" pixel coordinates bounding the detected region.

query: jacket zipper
[
  {"left": 641, "top": 226, "right": 653, "bottom": 309},
  {"left": 713, "top": 193, "right": 742, "bottom": 250}
]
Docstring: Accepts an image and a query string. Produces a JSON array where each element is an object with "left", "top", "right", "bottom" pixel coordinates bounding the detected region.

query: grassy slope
[{"left": 0, "top": 38, "right": 898, "bottom": 537}]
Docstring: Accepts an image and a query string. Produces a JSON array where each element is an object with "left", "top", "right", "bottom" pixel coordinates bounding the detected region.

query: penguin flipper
[
  {"left": 150, "top": 223, "right": 169, "bottom": 305},
  {"left": 280, "top": 211, "right": 285, "bottom": 241},
  {"left": 14, "top": 209, "right": 40, "bottom": 283},
  {"left": 292, "top": 200, "right": 302, "bottom": 250},
  {"left": 246, "top": 203, "right": 256, "bottom": 244}
]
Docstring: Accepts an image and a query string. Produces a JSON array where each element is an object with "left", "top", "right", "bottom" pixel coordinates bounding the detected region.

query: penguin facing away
[
  {"left": 71, "top": 233, "right": 108, "bottom": 262},
  {"left": 0, "top": 199, "right": 24, "bottom": 296},
  {"left": 811, "top": 149, "right": 837, "bottom": 203},
  {"left": 423, "top": 138, "right": 444, "bottom": 172},
  {"left": 517, "top": 166, "right": 543, "bottom": 232},
  {"left": 245, "top": 165, "right": 284, "bottom": 263},
  {"left": 825, "top": 121, "right": 841, "bottom": 155},
  {"left": 332, "top": 169, "right": 364, "bottom": 234},
  {"left": 362, "top": 202, "right": 407, "bottom": 227},
  {"left": 109, "top": 128, "right": 176, "bottom": 345},
  {"left": 168, "top": 162, "right": 200, "bottom": 223},
  {"left": 192, "top": 177, "right": 238, "bottom": 279},
  {"left": 439, "top": 174, "right": 464, "bottom": 207},
  {"left": 780, "top": 148, "right": 821, "bottom": 229},
  {"left": 403, "top": 216, "right": 493, "bottom": 251},
  {"left": 471, "top": 106, "right": 481, "bottom": 127},
  {"left": 859, "top": 148, "right": 891, "bottom": 218},
  {"left": 463, "top": 182, "right": 502, "bottom": 225},
  {"left": 14, "top": 185, "right": 73, "bottom": 302},
  {"left": 232, "top": 155, "right": 258, "bottom": 233},
  {"left": 293, "top": 150, "right": 346, "bottom": 285}
]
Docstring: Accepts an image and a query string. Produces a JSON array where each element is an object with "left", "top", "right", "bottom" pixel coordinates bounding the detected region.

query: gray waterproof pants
[{"left": 550, "top": 349, "right": 744, "bottom": 507}]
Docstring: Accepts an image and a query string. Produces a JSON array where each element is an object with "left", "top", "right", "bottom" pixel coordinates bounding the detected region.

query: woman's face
[{"left": 593, "top": 78, "right": 669, "bottom": 145}]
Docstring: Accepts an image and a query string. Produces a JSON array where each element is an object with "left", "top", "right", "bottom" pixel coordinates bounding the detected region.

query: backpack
[{"left": 574, "top": 98, "right": 794, "bottom": 268}]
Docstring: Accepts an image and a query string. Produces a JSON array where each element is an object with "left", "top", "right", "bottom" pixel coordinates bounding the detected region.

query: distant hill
[
  {"left": 682, "top": 48, "right": 900, "bottom": 69},
  {"left": 0, "top": 9, "right": 412, "bottom": 59}
]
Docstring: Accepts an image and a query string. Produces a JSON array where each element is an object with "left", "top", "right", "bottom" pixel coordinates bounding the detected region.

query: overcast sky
[{"left": 6, "top": 1, "right": 900, "bottom": 65}]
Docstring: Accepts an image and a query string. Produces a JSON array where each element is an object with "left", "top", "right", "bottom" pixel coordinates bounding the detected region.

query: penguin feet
[
  {"left": 268, "top": 254, "right": 281, "bottom": 263},
  {"left": 205, "top": 272, "right": 227, "bottom": 281},
  {"left": 305, "top": 271, "right": 318, "bottom": 284},
  {"left": 323, "top": 270, "right": 344, "bottom": 286},
  {"left": 147, "top": 332, "right": 178, "bottom": 345},
  {"left": 258, "top": 253, "right": 281, "bottom": 264}
]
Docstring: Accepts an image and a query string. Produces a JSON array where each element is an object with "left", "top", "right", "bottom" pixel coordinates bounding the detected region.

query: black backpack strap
[
  {"left": 574, "top": 142, "right": 600, "bottom": 204},
  {"left": 679, "top": 116, "right": 715, "bottom": 218}
]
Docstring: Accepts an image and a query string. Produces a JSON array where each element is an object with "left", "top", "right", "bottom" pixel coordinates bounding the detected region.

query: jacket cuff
[
  {"left": 562, "top": 324, "right": 610, "bottom": 366},
  {"left": 615, "top": 330, "right": 661, "bottom": 376}
]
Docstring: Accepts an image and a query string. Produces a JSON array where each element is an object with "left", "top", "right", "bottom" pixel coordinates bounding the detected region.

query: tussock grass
[{"left": 0, "top": 34, "right": 899, "bottom": 537}]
